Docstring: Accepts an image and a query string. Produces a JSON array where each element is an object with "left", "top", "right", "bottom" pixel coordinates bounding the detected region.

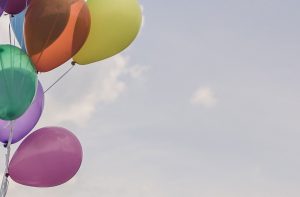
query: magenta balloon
[
  {"left": 9, "top": 127, "right": 82, "bottom": 187},
  {"left": 5, "top": 0, "right": 30, "bottom": 14},
  {"left": 0, "top": 80, "right": 44, "bottom": 144}
]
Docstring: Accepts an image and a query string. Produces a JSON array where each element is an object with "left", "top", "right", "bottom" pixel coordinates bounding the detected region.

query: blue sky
[{"left": 1, "top": 0, "right": 300, "bottom": 196}]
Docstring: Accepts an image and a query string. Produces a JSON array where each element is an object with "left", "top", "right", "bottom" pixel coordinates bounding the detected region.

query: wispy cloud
[
  {"left": 190, "top": 87, "right": 217, "bottom": 108},
  {"left": 127, "top": 64, "right": 149, "bottom": 79},
  {"left": 38, "top": 55, "right": 147, "bottom": 127}
]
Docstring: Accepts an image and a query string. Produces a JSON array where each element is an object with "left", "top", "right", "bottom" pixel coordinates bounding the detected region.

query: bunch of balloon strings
[
  {"left": 0, "top": 22, "right": 77, "bottom": 197},
  {"left": 0, "top": 11, "right": 80, "bottom": 197},
  {"left": 0, "top": 0, "right": 142, "bottom": 196}
]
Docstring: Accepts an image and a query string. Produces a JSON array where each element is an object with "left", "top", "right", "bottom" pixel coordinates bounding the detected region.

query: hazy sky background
[{"left": 1, "top": 0, "right": 300, "bottom": 196}]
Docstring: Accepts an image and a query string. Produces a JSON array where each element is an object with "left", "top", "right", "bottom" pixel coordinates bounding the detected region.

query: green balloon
[{"left": 0, "top": 45, "right": 37, "bottom": 120}]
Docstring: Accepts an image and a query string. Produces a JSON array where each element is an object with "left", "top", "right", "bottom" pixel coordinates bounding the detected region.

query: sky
[{"left": 1, "top": 0, "right": 300, "bottom": 196}]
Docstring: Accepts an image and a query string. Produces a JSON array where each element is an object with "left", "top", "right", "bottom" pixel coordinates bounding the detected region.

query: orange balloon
[{"left": 25, "top": 0, "right": 91, "bottom": 72}]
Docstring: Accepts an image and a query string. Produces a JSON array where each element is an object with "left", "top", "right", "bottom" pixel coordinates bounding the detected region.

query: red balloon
[{"left": 25, "top": 0, "right": 91, "bottom": 72}]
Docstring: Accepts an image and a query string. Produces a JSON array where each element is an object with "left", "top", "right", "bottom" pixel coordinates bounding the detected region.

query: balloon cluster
[{"left": 0, "top": 0, "right": 142, "bottom": 195}]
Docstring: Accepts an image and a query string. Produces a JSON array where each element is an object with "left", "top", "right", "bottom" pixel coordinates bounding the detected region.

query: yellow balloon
[{"left": 73, "top": 0, "right": 142, "bottom": 65}]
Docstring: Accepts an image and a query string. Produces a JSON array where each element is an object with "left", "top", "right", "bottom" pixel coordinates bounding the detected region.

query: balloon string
[
  {"left": 8, "top": 23, "right": 11, "bottom": 45},
  {"left": 0, "top": 121, "right": 14, "bottom": 197},
  {"left": 43, "top": 63, "right": 76, "bottom": 94}
]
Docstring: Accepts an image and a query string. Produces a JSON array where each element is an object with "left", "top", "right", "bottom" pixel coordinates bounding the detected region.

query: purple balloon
[
  {"left": 9, "top": 127, "right": 83, "bottom": 187},
  {"left": 5, "top": 0, "right": 30, "bottom": 15},
  {"left": 0, "top": 80, "right": 44, "bottom": 144},
  {"left": 0, "top": 0, "right": 8, "bottom": 16}
]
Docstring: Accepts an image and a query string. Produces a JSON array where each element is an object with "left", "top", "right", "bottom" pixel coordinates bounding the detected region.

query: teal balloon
[
  {"left": 10, "top": 9, "right": 26, "bottom": 51},
  {"left": 0, "top": 45, "right": 37, "bottom": 120}
]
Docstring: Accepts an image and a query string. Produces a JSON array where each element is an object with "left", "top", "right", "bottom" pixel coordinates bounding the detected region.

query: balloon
[
  {"left": 25, "top": 0, "right": 91, "bottom": 72},
  {"left": 5, "top": 0, "right": 30, "bottom": 15},
  {"left": 10, "top": 9, "right": 26, "bottom": 51},
  {"left": 0, "top": 80, "right": 44, "bottom": 144},
  {"left": 0, "top": 0, "right": 8, "bottom": 16},
  {"left": 9, "top": 127, "right": 82, "bottom": 187},
  {"left": 73, "top": 0, "right": 142, "bottom": 65},
  {"left": 0, "top": 45, "right": 37, "bottom": 120}
]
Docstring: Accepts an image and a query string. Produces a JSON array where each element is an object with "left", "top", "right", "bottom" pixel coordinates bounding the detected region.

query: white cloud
[
  {"left": 127, "top": 65, "right": 149, "bottom": 79},
  {"left": 190, "top": 87, "right": 217, "bottom": 108},
  {"left": 38, "top": 55, "right": 147, "bottom": 127}
]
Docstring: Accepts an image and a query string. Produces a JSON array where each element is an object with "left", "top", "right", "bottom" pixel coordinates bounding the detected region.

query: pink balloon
[{"left": 9, "top": 127, "right": 82, "bottom": 187}]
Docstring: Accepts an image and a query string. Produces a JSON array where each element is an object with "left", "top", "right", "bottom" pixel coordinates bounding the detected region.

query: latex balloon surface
[
  {"left": 25, "top": 0, "right": 91, "bottom": 72},
  {"left": 73, "top": 0, "right": 142, "bottom": 65},
  {"left": 10, "top": 9, "right": 26, "bottom": 51},
  {"left": 0, "top": 0, "right": 7, "bottom": 16},
  {"left": 9, "top": 127, "right": 82, "bottom": 187},
  {"left": 0, "top": 45, "right": 37, "bottom": 120},
  {"left": 5, "top": 0, "right": 30, "bottom": 15},
  {"left": 0, "top": 80, "right": 44, "bottom": 144}
]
